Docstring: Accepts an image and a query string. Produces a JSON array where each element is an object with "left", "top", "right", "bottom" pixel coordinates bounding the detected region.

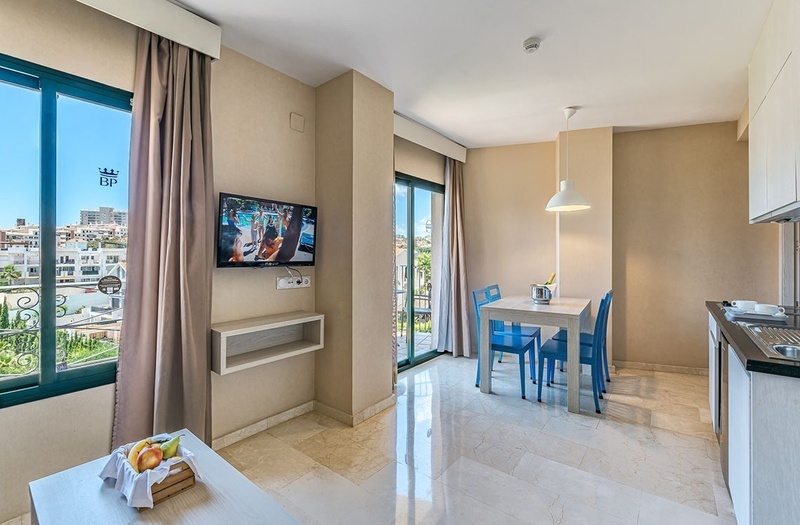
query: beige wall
[
  {"left": 209, "top": 47, "right": 317, "bottom": 438},
  {"left": 0, "top": 0, "right": 136, "bottom": 91},
  {"left": 613, "top": 122, "right": 779, "bottom": 369},
  {"left": 463, "top": 142, "right": 558, "bottom": 348},
  {"left": 315, "top": 71, "right": 395, "bottom": 419},
  {"left": 394, "top": 136, "right": 445, "bottom": 184},
  {"left": 557, "top": 127, "right": 614, "bottom": 342},
  {"left": 351, "top": 72, "right": 394, "bottom": 414},
  {"left": 314, "top": 71, "right": 355, "bottom": 415}
]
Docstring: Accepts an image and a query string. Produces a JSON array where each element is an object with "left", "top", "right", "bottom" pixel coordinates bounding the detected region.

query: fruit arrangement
[{"left": 127, "top": 434, "right": 183, "bottom": 473}]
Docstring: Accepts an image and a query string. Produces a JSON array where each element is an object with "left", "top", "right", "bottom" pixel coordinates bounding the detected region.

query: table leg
[
  {"left": 567, "top": 318, "right": 581, "bottom": 413},
  {"left": 479, "top": 311, "right": 492, "bottom": 394}
]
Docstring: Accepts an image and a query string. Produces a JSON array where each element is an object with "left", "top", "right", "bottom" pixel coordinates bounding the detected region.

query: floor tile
[{"left": 220, "top": 357, "right": 731, "bottom": 525}]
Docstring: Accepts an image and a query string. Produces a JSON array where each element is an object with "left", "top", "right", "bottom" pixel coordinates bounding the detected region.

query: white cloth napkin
[{"left": 99, "top": 433, "right": 203, "bottom": 508}]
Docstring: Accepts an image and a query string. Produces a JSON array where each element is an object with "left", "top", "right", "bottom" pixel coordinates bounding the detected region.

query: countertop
[{"left": 707, "top": 301, "right": 800, "bottom": 379}]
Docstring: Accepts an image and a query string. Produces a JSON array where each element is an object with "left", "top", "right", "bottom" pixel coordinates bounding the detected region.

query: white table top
[
  {"left": 481, "top": 296, "right": 591, "bottom": 317},
  {"left": 29, "top": 429, "right": 299, "bottom": 525}
]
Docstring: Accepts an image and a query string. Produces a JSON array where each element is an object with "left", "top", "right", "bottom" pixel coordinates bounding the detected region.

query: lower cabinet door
[{"left": 728, "top": 346, "right": 751, "bottom": 525}]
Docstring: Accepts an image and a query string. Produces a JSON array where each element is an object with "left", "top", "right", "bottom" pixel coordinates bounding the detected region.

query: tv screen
[{"left": 217, "top": 192, "right": 317, "bottom": 268}]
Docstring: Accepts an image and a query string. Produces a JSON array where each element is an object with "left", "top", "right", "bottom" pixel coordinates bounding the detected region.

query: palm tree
[{"left": 0, "top": 265, "right": 21, "bottom": 287}]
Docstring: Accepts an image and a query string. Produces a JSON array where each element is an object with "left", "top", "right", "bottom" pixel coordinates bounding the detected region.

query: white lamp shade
[{"left": 545, "top": 180, "right": 591, "bottom": 212}]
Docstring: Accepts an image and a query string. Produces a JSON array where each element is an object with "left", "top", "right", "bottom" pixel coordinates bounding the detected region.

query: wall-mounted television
[{"left": 217, "top": 192, "right": 317, "bottom": 268}]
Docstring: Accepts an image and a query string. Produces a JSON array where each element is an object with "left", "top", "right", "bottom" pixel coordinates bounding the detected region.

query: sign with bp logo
[{"left": 99, "top": 168, "right": 119, "bottom": 187}]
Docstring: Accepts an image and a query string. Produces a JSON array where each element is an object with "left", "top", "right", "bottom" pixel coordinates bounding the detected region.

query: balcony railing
[{"left": 0, "top": 281, "right": 124, "bottom": 380}]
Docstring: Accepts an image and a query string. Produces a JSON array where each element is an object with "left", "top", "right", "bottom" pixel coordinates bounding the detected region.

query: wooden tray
[{"left": 138, "top": 462, "right": 195, "bottom": 511}]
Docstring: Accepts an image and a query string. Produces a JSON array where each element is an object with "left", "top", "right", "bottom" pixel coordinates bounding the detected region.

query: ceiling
[{"left": 175, "top": 0, "right": 772, "bottom": 148}]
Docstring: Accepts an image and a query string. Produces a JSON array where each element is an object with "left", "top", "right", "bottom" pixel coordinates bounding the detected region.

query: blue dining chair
[
  {"left": 473, "top": 288, "right": 537, "bottom": 398},
  {"left": 485, "top": 284, "right": 542, "bottom": 366},
  {"left": 551, "top": 290, "right": 613, "bottom": 389},
  {"left": 537, "top": 295, "right": 609, "bottom": 413}
]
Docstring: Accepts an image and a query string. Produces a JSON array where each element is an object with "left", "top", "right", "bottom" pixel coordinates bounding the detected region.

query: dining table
[{"left": 479, "top": 296, "right": 592, "bottom": 413}]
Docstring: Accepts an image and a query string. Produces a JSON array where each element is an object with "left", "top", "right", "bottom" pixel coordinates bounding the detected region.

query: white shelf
[{"left": 211, "top": 311, "right": 324, "bottom": 375}]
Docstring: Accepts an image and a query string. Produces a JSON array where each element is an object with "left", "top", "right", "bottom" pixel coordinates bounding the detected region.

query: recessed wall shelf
[{"left": 210, "top": 311, "right": 324, "bottom": 375}]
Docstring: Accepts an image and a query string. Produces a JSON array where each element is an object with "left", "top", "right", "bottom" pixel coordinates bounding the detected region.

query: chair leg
[
  {"left": 537, "top": 357, "right": 545, "bottom": 402},
  {"left": 529, "top": 347, "right": 536, "bottom": 384},
  {"left": 497, "top": 351, "right": 503, "bottom": 363},
  {"left": 592, "top": 364, "right": 601, "bottom": 414},
  {"left": 518, "top": 355, "right": 526, "bottom": 399},
  {"left": 475, "top": 352, "right": 480, "bottom": 388}
]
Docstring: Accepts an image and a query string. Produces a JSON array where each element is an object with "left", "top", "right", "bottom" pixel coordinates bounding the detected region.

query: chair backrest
[
  {"left": 485, "top": 284, "right": 506, "bottom": 333},
  {"left": 601, "top": 289, "right": 613, "bottom": 345},
  {"left": 472, "top": 287, "right": 500, "bottom": 339},
  {"left": 591, "top": 296, "right": 609, "bottom": 365}
]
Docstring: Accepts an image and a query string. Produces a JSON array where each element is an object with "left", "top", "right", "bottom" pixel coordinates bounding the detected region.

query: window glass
[
  {"left": 55, "top": 94, "right": 130, "bottom": 371},
  {"left": 0, "top": 80, "right": 41, "bottom": 384}
]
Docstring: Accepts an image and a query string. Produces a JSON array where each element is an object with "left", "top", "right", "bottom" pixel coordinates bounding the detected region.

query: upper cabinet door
[
  {"left": 750, "top": 105, "right": 769, "bottom": 221},
  {"left": 751, "top": 0, "right": 794, "bottom": 119},
  {"left": 766, "top": 54, "right": 797, "bottom": 212}
]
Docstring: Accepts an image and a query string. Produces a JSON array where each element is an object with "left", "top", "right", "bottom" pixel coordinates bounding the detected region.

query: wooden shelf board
[
  {"left": 221, "top": 339, "right": 322, "bottom": 374},
  {"left": 211, "top": 311, "right": 323, "bottom": 336}
]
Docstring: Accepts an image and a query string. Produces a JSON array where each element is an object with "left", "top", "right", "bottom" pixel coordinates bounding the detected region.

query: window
[{"left": 0, "top": 54, "right": 132, "bottom": 407}]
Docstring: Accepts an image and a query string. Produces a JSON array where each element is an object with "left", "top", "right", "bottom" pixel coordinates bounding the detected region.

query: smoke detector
[{"left": 523, "top": 37, "right": 542, "bottom": 54}]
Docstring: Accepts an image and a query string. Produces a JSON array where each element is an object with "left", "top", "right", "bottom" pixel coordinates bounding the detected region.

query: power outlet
[{"left": 276, "top": 275, "right": 311, "bottom": 290}]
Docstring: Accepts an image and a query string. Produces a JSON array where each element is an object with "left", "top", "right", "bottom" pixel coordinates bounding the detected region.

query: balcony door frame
[{"left": 395, "top": 173, "right": 444, "bottom": 372}]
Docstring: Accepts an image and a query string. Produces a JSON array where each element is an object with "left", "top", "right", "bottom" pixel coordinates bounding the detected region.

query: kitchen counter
[
  {"left": 706, "top": 301, "right": 800, "bottom": 379},
  {"left": 707, "top": 301, "right": 800, "bottom": 525}
]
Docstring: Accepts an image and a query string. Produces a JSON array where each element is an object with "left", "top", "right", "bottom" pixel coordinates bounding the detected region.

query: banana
[{"left": 126, "top": 439, "right": 152, "bottom": 473}]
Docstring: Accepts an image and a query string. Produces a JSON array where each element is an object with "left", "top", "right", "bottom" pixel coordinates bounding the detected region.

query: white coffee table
[{"left": 29, "top": 428, "right": 299, "bottom": 524}]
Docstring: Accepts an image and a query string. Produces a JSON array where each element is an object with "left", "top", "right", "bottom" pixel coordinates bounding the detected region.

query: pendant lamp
[{"left": 546, "top": 107, "right": 591, "bottom": 212}]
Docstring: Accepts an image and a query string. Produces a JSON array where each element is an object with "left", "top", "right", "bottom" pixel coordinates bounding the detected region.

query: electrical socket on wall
[{"left": 276, "top": 275, "right": 311, "bottom": 290}]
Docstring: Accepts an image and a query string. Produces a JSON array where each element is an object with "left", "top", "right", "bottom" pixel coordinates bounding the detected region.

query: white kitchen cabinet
[
  {"left": 708, "top": 313, "right": 719, "bottom": 433},
  {"left": 748, "top": 0, "right": 800, "bottom": 222},
  {"left": 750, "top": 0, "right": 794, "bottom": 118},
  {"left": 728, "top": 345, "right": 751, "bottom": 525},
  {"left": 766, "top": 54, "right": 797, "bottom": 212},
  {"left": 749, "top": 106, "right": 769, "bottom": 219}
]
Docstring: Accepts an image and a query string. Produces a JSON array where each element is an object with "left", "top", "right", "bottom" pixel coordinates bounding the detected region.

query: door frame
[{"left": 395, "top": 173, "right": 445, "bottom": 372}]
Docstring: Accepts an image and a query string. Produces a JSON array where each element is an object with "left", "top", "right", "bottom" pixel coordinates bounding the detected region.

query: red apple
[{"left": 136, "top": 444, "right": 164, "bottom": 472}]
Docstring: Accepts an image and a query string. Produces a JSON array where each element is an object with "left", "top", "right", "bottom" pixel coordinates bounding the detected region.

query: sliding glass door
[{"left": 395, "top": 174, "right": 444, "bottom": 371}]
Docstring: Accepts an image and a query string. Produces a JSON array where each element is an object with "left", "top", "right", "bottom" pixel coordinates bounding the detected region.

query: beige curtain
[
  {"left": 112, "top": 29, "right": 214, "bottom": 448},
  {"left": 436, "top": 158, "right": 471, "bottom": 356}
]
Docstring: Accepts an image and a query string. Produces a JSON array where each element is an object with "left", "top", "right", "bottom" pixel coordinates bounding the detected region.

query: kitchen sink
[
  {"left": 773, "top": 345, "right": 800, "bottom": 359},
  {"left": 741, "top": 324, "right": 800, "bottom": 362}
]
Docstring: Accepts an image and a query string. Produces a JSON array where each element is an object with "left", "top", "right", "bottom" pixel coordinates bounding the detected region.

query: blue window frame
[{"left": 0, "top": 53, "right": 132, "bottom": 408}]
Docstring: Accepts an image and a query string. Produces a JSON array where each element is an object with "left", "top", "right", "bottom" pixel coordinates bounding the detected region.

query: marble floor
[{"left": 217, "top": 357, "right": 735, "bottom": 525}]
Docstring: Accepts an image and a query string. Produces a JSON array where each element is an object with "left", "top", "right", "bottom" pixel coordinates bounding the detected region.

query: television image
[{"left": 217, "top": 192, "right": 317, "bottom": 268}]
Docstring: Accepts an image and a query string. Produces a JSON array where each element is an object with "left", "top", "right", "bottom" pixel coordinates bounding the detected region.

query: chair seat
[
  {"left": 539, "top": 338, "right": 594, "bottom": 362},
  {"left": 490, "top": 333, "right": 536, "bottom": 354},
  {"left": 493, "top": 324, "right": 540, "bottom": 338},
  {"left": 551, "top": 329, "right": 593, "bottom": 346}
]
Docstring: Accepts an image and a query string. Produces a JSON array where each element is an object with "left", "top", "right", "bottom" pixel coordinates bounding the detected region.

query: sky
[
  {"left": 0, "top": 82, "right": 131, "bottom": 228},
  {"left": 395, "top": 184, "right": 435, "bottom": 239}
]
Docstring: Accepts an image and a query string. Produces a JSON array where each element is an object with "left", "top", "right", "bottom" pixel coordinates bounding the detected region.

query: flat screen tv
[{"left": 217, "top": 192, "right": 317, "bottom": 268}]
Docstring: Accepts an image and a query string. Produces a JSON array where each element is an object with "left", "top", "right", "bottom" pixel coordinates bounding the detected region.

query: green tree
[
  {"left": 417, "top": 251, "right": 432, "bottom": 288},
  {"left": 0, "top": 298, "right": 8, "bottom": 330},
  {"left": 0, "top": 265, "right": 21, "bottom": 286}
]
